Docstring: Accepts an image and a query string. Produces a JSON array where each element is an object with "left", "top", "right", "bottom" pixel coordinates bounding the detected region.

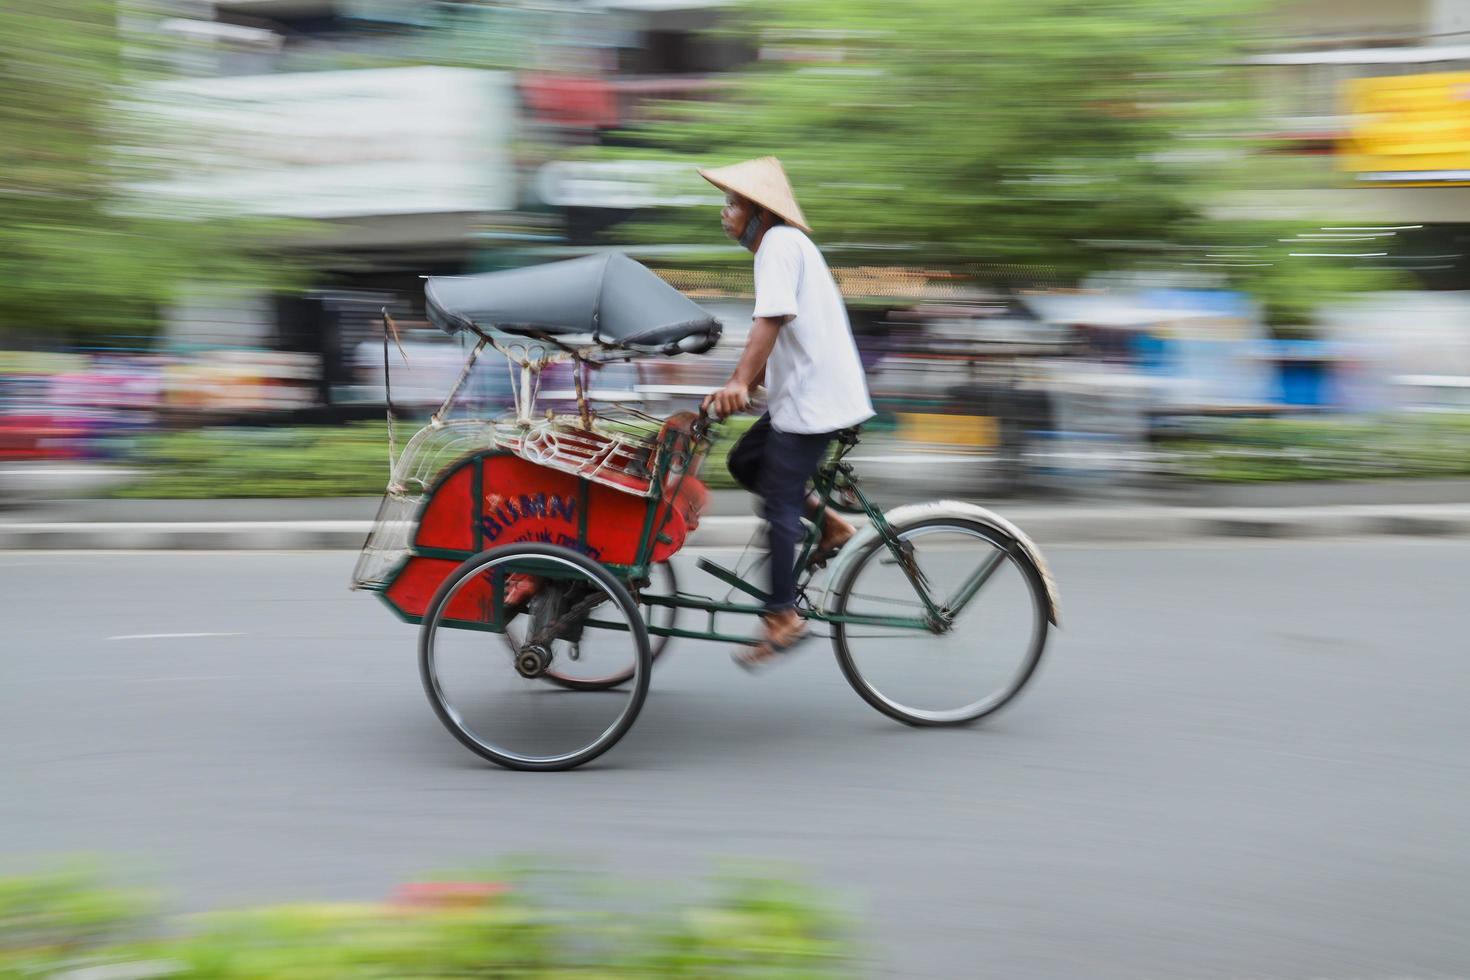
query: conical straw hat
[{"left": 698, "top": 156, "right": 812, "bottom": 234}]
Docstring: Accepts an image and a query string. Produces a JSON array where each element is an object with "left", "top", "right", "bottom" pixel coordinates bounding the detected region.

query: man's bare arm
[
  {"left": 704, "top": 315, "right": 786, "bottom": 417},
  {"left": 731, "top": 316, "right": 784, "bottom": 386}
]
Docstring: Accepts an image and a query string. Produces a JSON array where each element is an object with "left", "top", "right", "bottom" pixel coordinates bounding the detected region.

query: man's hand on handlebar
[{"left": 702, "top": 379, "right": 751, "bottom": 420}]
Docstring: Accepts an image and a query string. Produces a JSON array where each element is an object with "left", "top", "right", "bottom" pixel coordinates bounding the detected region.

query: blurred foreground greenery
[
  {"left": 113, "top": 420, "right": 756, "bottom": 498},
  {"left": 0, "top": 865, "right": 853, "bottom": 977}
]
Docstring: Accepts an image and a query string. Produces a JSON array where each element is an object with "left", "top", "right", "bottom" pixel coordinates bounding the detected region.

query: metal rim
[
  {"left": 422, "top": 548, "right": 649, "bottom": 768},
  {"left": 834, "top": 521, "right": 1048, "bottom": 724}
]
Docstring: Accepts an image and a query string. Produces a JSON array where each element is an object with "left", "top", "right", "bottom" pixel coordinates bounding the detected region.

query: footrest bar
[{"left": 696, "top": 557, "right": 770, "bottom": 603}]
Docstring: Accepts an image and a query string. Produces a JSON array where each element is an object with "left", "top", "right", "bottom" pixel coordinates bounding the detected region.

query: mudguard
[{"left": 820, "top": 501, "right": 1060, "bottom": 626}]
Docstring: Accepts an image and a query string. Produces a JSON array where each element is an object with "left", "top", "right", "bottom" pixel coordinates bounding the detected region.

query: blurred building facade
[
  {"left": 1250, "top": 0, "right": 1470, "bottom": 259},
  {"left": 1223, "top": 0, "right": 1470, "bottom": 410},
  {"left": 138, "top": 0, "right": 747, "bottom": 408},
  {"left": 123, "top": 0, "right": 1470, "bottom": 423}
]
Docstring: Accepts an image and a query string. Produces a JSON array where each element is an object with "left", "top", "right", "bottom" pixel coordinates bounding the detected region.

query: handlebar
[{"left": 690, "top": 405, "right": 716, "bottom": 442}]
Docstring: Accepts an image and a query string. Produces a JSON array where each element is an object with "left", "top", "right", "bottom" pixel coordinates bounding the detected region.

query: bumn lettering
[
  {"left": 548, "top": 495, "right": 577, "bottom": 523},
  {"left": 520, "top": 493, "right": 548, "bottom": 519},
  {"left": 480, "top": 493, "right": 578, "bottom": 543}
]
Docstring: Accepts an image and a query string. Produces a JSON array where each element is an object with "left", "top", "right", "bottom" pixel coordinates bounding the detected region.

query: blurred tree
[
  {"left": 596, "top": 0, "right": 1271, "bottom": 283},
  {"left": 0, "top": 1, "right": 296, "bottom": 343},
  {"left": 1246, "top": 260, "right": 1410, "bottom": 337},
  {"left": 1165, "top": 219, "right": 1415, "bottom": 337}
]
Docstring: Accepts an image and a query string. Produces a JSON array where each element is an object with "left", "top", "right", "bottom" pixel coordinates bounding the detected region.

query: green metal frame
[
  {"left": 377, "top": 421, "right": 982, "bottom": 644},
  {"left": 623, "top": 426, "right": 951, "bottom": 643}
]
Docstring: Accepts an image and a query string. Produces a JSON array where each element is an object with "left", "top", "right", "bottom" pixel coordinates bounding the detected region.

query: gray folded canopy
[{"left": 425, "top": 253, "right": 722, "bottom": 356}]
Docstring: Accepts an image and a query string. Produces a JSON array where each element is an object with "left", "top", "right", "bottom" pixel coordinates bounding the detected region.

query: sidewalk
[
  {"left": 4, "top": 460, "right": 1469, "bottom": 550},
  {"left": 7, "top": 476, "right": 1470, "bottom": 522}
]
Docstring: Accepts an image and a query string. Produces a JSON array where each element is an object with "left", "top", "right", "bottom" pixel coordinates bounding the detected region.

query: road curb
[
  {"left": 3, "top": 504, "right": 1470, "bottom": 550},
  {"left": 0, "top": 521, "right": 371, "bottom": 551}
]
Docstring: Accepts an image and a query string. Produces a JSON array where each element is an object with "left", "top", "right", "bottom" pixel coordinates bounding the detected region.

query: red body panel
[
  {"left": 382, "top": 451, "right": 705, "bottom": 622},
  {"left": 414, "top": 464, "right": 475, "bottom": 551}
]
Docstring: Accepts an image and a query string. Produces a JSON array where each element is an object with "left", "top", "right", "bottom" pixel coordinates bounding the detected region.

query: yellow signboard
[
  {"left": 897, "top": 412, "right": 998, "bottom": 449},
  {"left": 1340, "top": 71, "right": 1470, "bottom": 185}
]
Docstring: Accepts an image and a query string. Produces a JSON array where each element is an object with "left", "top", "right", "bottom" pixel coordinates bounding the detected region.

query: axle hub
[{"left": 515, "top": 643, "right": 553, "bottom": 678}]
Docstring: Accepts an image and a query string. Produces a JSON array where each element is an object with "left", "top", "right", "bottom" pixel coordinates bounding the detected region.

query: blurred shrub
[
  {"left": 109, "top": 412, "right": 1470, "bottom": 498},
  {"left": 113, "top": 423, "right": 394, "bottom": 499},
  {"left": 0, "top": 867, "right": 853, "bottom": 978},
  {"left": 629, "top": 875, "right": 849, "bottom": 977},
  {"left": 0, "top": 865, "right": 149, "bottom": 959},
  {"left": 1167, "top": 414, "right": 1470, "bottom": 482},
  {"left": 112, "top": 420, "right": 757, "bottom": 498}
]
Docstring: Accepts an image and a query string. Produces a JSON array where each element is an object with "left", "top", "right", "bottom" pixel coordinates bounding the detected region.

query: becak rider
[{"left": 697, "top": 157, "right": 875, "bottom": 668}]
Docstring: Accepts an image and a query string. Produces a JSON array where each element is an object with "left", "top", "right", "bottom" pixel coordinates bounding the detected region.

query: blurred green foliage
[
  {"left": 113, "top": 423, "right": 397, "bottom": 499},
  {"left": 1167, "top": 220, "right": 1416, "bottom": 334},
  {"left": 0, "top": 1, "right": 298, "bottom": 342},
  {"left": 600, "top": 0, "right": 1265, "bottom": 278},
  {"left": 110, "top": 412, "right": 1470, "bottom": 498},
  {"left": 1168, "top": 414, "right": 1470, "bottom": 482},
  {"left": 599, "top": 0, "right": 1398, "bottom": 325},
  {"left": 0, "top": 866, "right": 852, "bottom": 978},
  {"left": 112, "top": 419, "right": 756, "bottom": 498},
  {"left": 1245, "top": 259, "right": 1411, "bottom": 336},
  {"left": 0, "top": 865, "right": 149, "bottom": 956}
]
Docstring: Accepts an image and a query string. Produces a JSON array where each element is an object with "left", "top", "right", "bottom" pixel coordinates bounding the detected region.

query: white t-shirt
[{"left": 751, "top": 225, "right": 875, "bottom": 434}]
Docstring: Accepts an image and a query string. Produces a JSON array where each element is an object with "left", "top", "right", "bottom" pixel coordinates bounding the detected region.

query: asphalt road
[{"left": 3, "top": 541, "right": 1468, "bottom": 978}]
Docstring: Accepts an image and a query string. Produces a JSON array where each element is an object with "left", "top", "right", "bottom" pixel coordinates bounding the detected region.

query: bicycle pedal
[{"left": 804, "top": 546, "right": 840, "bottom": 571}]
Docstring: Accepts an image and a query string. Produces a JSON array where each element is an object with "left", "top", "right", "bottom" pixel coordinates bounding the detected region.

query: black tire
[
  {"left": 538, "top": 559, "right": 677, "bottom": 692},
  {"left": 418, "top": 543, "right": 651, "bottom": 771},
  {"left": 830, "top": 518, "right": 1049, "bottom": 727}
]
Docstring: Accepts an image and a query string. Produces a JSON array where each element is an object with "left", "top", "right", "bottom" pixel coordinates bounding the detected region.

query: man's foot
[
  {"left": 732, "top": 609, "right": 811, "bottom": 672},
  {"left": 805, "top": 511, "right": 857, "bottom": 569},
  {"left": 818, "top": 511, "right": 856, "bottom": 553}
]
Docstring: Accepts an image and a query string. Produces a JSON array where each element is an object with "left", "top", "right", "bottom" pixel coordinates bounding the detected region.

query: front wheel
[
  {"left": 830, "top": 518, "right": 1049, "bottom": 726},
  {"left": 419, "top": 543, "right": 651, "bottom": 771}
]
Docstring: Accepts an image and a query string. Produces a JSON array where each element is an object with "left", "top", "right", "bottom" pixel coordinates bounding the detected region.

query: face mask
[{"left": 739, "top": 211, "right": 768, "bottom": 249}]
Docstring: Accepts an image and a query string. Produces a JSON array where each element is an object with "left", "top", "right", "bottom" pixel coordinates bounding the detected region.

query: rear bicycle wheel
[
  {"left": 830, "top": 519, "right": 1049, "bottom": 726},
  {"left": 419, "top": 544, "right": 651, "bottom": 771}
]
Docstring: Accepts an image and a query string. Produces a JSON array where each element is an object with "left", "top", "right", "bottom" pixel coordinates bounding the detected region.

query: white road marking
[
  {"left": 129, "top": 674, "right": 256, "bottom": 682},
  {"left": 107, "top": 632, "right": 246, "bottom": 641}
]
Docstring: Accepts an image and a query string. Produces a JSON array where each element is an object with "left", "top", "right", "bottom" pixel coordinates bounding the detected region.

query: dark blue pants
[{"left": 727, "top": 413, "right": 835, "bottom": 613}]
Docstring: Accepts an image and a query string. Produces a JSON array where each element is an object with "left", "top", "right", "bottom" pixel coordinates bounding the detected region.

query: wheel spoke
[
  {"left": 543, "top": 560, "right": 676, "bottom": 690},
  {"left": 941, "top": 547, "right": 1007, "bottom": 615}
]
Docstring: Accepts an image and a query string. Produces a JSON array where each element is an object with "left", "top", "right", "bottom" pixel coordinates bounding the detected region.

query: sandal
[
  {"left": 732, "top": 618, "right": 813, "bottom": 672},
  {"left": 805, "top": 529, "right": 855, "bottom": 571},
  {"left": 805, "top": 543, "right": 842, "bottom": 570}
]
